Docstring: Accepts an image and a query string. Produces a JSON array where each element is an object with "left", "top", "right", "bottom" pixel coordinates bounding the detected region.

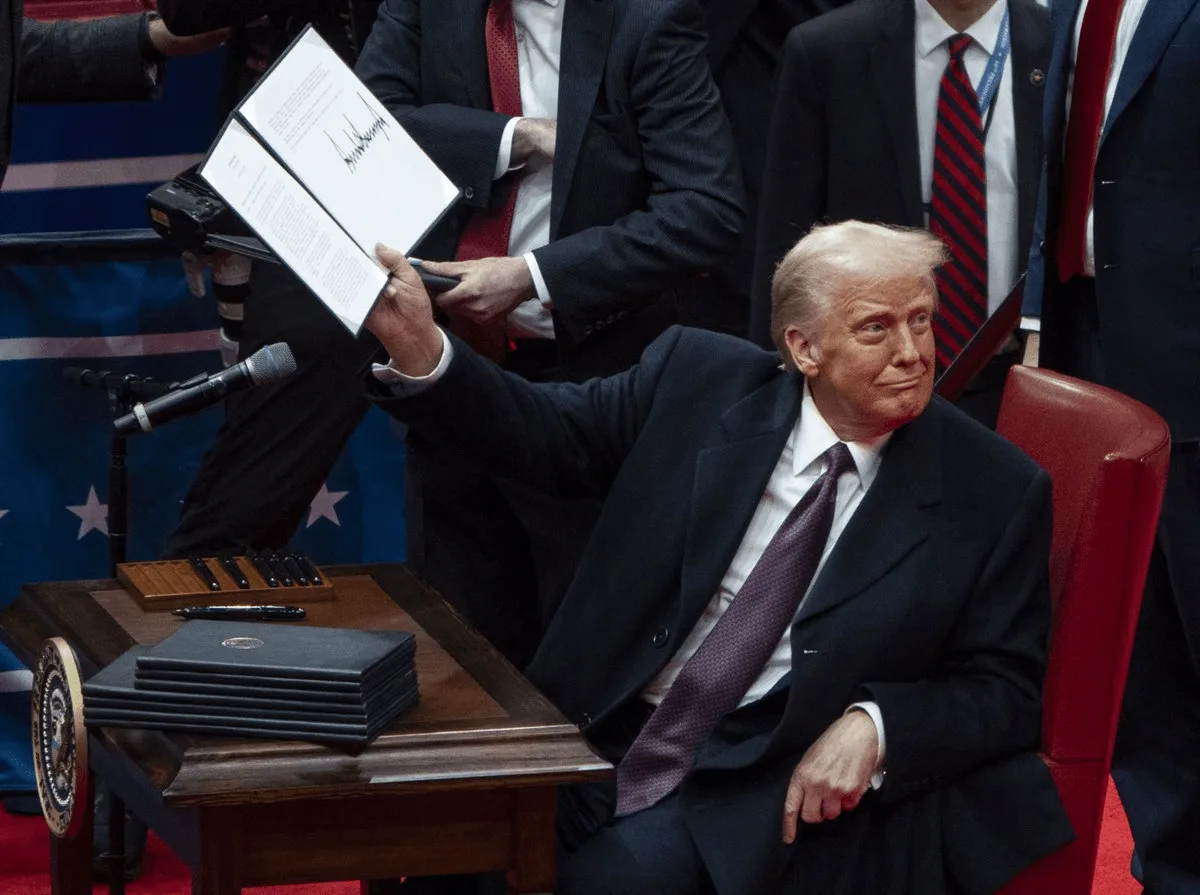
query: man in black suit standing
[
  {"left": 1033, "top": 1, "right": 1200, "bottom": 890},
  {"left": 750, "top": 0, "right": 1049, "bottom": 427},
  {"left": 361, "top": 220, "right": 1071, "bottom": 895},
  {"left": 686, "top": 0, "right": 854, "bottom": 337},
  {"left": 167, "top": 0, "right": 741, "bottom": 673}
]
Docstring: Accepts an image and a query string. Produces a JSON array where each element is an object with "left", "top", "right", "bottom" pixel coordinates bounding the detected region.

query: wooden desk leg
[
  {"left": 49, "top": 771, "right": 95, "bottom": 895},
  {"left": 507, "top": 787, "right": 557, "bottom": 894},
  {"left": 192, "top": 808, "right": 242, "bottom": 895}
]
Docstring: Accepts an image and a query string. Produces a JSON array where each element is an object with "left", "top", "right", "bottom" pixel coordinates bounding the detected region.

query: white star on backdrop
[
  {"left": 307, "top": 484, "right": 348, "bottom": 528},
  {"left": 67, "top": 486, "right": 109, "bottom": 540},
  {"left": 0, "top": 509, "right": 8, "bottom": 521}
]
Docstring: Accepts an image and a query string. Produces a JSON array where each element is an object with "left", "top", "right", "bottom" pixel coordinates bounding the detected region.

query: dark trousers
[
  {"left": 404, "top": 339, "right": 603, "bottom": 668},
  {"left": 1050, "top": 277, "right": 1200, "bottom": 894},
  {"left": 163, "top": 263, "right": 377, "bottom": 558}
]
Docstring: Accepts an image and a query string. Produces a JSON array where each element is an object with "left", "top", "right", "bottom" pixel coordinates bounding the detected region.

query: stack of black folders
[{"left": 82, "top": 621, "right": 418, "bottom": 747}]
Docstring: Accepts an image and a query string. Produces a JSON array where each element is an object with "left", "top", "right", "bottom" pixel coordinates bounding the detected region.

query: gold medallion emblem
[{"left": 31, "top": 638, "right": 88, "bottom": 839}]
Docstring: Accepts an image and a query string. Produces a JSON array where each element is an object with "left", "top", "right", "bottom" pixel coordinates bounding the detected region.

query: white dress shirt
[
  {"left": 642, "top": 385, "right": 891, "bottom": 775},
  {"left": 1067, "top": 0, "right": 1151, "bottom": 276},
  {"left": 915, "top": 0, "right": 1019, "bottom": 314},
  {"left": 491, "top": 0, "right": 563, "bottom": 340}
]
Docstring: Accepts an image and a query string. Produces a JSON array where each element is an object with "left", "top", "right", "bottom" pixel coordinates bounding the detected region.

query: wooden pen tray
[{"left": 117, "top": 558, "right": 335, "bottom": 611}]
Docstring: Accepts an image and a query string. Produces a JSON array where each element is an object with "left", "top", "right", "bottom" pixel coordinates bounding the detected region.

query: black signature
[{"left": 325, "top": 93, "right": 391, "bottom": 174}]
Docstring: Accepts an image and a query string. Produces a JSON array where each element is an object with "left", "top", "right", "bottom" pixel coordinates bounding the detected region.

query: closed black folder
[
  {"left": 87, "top": 648, "right": 418, "bottom": 721},
  {"left": 136, "top": 621, "right": 416, "bottom": 683}
]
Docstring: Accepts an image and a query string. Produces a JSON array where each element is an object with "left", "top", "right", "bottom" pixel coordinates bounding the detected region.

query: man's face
[{"left": 786, "top": 276, "right": 936, "bottom": 440}]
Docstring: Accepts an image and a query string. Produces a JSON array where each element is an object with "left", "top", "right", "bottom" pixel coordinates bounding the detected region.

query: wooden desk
[{"left": 0, "top": 564, "right": 611, "bottom": 895}]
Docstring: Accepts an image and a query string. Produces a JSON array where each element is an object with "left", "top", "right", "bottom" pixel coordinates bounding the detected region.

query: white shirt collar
[
  {"left": 915, "top": 0, "right": 1008, "bottom": 59},
  {"left": 791, "top": 385, "right": 891, "bottom": 488}
]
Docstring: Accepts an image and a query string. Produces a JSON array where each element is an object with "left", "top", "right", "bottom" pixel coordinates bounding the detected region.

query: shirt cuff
[
  {"left": 495, "top": 118, "right": 522, "bottom": 180},
  {"left": 524, "top": 252, "right": 553, "bottom": 308},
  {"left": 847, "top": 701, "right": 887, "bottom": 790},
  {"left": 1019, "top": 316, "right": 1042, "bottom": 333},
  {"left": 371, "top": 328, "right": 454, "bottom": 395}
]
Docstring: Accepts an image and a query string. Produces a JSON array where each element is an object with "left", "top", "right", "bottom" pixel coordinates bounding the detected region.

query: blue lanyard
[{"left": 976, "top": 6, "right": 1011, "bottom": 117}]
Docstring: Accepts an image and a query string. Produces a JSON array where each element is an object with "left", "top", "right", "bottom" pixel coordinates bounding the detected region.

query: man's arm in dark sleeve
[
  {"left": 18, "top": 15, "right": 157, "bottom": 104},
  {"left": 156, "top": 0, "right": 277, "bottom": 35},
  {"left": 748, "top": 26, "right": 827, "bottom": 348},
  {"left": 356, "top": 0, "right": 510, "bottom": 213},
  {"left": 861, "top": 470, "right": 1054, "bottom": 804},
  {"left": 369, "top": 326, "right": 684, "bottom": 499},
  {"left": 530, "top": 0, "right": 745, "bottom": 345}
]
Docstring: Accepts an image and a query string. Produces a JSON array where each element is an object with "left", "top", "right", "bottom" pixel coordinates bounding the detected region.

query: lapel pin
[{"left": 1030, "top": 69, "right": 1045, "bottom": 87}]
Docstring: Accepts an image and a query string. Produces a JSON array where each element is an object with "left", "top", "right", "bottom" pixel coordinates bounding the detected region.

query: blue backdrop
[{"left": 0, "top": 51, "right": 408, "bottom": 795}]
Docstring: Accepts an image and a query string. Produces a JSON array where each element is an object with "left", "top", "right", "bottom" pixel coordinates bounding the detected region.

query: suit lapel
[
  {"left": 1103, "top": 0, "right": 1200, "bottom": 141},
  {"left": 679, "top": 373, "right": 805, "bottom": 620},
  {"left": 1009, "top": 0, "right": 1049, "bottom": 265},
  {"left": 792, "top": 406, "right": 942, "bottom": 627},
  {"left": 869, "top": 0, "right": 925, "bottom": 227},
  {"left": 456, "top": 0, "right": 492, "bottom": 109},
  {"left": 552, "top": 0, "right": 614, "bottom": 237}
]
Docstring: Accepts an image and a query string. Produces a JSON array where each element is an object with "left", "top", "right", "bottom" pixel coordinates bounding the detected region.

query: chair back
[{"left": 996, "top": 366, "right": 1169, "bottom": 765}]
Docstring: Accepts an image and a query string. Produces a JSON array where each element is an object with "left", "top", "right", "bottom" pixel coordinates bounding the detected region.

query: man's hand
[
  {"left": 512, "top": 118, "right": 557, "bottom": 169},
  {"left": 148, "top": 17, "right": 230, "bottom": 57},
  {"left": 367, "top": 244, "right": 445, "bottom": 376},
  {"left": 420, "top": 257, "right": 536, "bottom": 326},
  {"left": 781, "top": 711, "right": 879, "bottom": 843}
]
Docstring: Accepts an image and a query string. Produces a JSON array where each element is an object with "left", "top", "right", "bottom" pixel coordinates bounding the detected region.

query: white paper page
[
  {"left": 237, "top": 27, "right": 461, "bottom": 258},
  {"left": 200, "top": 119, "right": 387, "bottom": 336}
]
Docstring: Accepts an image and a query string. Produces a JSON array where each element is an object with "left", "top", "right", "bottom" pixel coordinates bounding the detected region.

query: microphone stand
[{"left": 63, "top": 367, "right": 175, "bottom": 895}]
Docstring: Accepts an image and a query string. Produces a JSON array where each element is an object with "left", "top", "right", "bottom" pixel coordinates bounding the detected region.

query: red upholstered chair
[{"left": 994, "top": 366, "right": 1170, "bottom": 895}]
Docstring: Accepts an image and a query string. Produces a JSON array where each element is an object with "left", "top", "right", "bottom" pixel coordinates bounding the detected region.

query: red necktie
[
  {"left": 452, "top": 0, "right": 523, "bottom": 362},
  {"left": 615, "top": 444, "right": 856, "bottom": 817},
  {"left": 930, "top": 34, "right": 989, "bottom": 369},
  {"left": 1055, "top": 0, "right": 1126, "bottom": 283}
]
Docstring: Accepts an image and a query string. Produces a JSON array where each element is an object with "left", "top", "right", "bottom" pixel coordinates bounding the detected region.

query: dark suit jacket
[
  {"left": 1, "top": 4, "right": 154, "bottom": 185},
  {"left": 748, "top": 0, "right": 1050, "bottom": 347},
  {"left": 355, "top": 0, "right": 744, "bottom": 377},
  {"left": 372, "top": 325, "right": 1072, "bottom": 895},
  {"left": 1036, "top": 0, "right": 1200, "bottom": 440}
]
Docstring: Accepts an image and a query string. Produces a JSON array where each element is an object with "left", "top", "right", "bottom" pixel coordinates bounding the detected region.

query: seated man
[{"left": 364, "top": 221, "right": 1073, "bottom": 895}]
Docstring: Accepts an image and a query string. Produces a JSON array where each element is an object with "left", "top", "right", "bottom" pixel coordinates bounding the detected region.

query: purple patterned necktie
[{"left": 615, "top": 442, "right": 856, "bottom": 817}]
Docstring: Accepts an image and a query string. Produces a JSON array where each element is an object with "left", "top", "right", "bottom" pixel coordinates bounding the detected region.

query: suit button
[
  {"left": 652, "top": 627, "right": 669, "bottom": 648},
  {"left": 578, "top": 712, "right": 592, "bottom": 728},
  {"left": 463, "top": 186, "right": 475, "bottom": 200}
]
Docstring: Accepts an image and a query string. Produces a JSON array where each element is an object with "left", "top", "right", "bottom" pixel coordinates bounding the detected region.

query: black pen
[
  {"left": 172, "top": 605, "right": 306, "bottom": 621},
  {"left": 294, "top": 553, "right": 324, "bottom": 586},
  {"left": 219, "top": 555, "right": 251, "bottom": 589},
  {"left": 188, "top": 556, "right": 222, "bottom": 592},
  {"left": 279, "top": 551, "right": 309, "bottom": 586},
  {"left": 265, "top": 550, "right": 293, "bottom": 587},
  {"left": 246, "top": 549, "right": 279, "bottom": 587}
]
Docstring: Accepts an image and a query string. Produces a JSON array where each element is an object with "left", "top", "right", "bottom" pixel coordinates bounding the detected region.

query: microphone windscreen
[{"left": 244, "top": 342, "right": 298, "bottom": 385}]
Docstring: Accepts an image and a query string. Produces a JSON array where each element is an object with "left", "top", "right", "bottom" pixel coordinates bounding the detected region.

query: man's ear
[{"left": 784, "top": 325, "right": 821, "bottom": 378}]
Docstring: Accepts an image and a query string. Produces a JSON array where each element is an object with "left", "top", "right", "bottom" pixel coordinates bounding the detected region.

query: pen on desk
[
  {"left": 219, "top": 555, "right": 250, "bottom": 589},
  {"left": 280, "top": 552, "right": 309, "bottom": 586},
  {"left": 246, "top": 549, "right": 279, "bottom": 587},
  {"left": 294, "top": 553, "right": 323, "bottom": 586},
  {"left": 172, "top": 605, "right": 306, "bottom": 621},
  {"left": 188, "top": 556, "right": 222, "bottom": 592}
]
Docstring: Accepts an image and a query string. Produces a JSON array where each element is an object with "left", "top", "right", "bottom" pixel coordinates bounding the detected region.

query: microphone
[{"left": 112, "top": 342, "right": 297, "bottom": 436}]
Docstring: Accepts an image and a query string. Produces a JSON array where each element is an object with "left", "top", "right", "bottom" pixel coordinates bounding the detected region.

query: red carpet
[{"left": 1, "top": 780, "right": 1142, "bottom": 894}]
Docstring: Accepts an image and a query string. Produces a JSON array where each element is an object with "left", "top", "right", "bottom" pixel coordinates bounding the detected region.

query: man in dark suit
[
  {"left": 165, "top": 0, "right": 744, "bottom": 671},
  {"left": 684, "top": 0, "right": 854, "bottom": 337},
  {"left": 362, "top": 220, "right": 1072, "bottom": 895},
  {"left": 750, "top": 0, "right": 1049, "bottom": 427},
  {"left": 1033, "top": 2, "right": 1200, "bottom": 891}
]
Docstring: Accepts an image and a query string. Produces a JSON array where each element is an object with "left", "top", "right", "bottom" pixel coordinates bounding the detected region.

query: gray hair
[{"left": 770, "top": 221, "right": 949, "bottom": 369}]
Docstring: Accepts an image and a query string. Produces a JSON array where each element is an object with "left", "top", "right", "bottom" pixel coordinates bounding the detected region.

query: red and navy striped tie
[{"left": 930, "top": 34, "right": 988, "bottom": 369}]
